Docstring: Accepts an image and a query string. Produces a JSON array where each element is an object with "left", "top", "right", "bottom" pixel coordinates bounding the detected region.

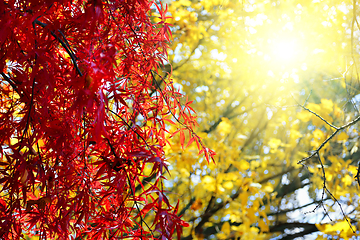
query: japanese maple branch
[
  {"left": 125, "top": 171, "right": 154, "bottom": 239},
  {"left": 19, "top": 74, "right": 36, "bottom": 149},
  {"left": 120, "top": 12, "right": 214, "bottom": 160},
  {"left": 107, "top": 108, "right": 152, "bottom": 153},
  {"left": 57, "top": 29, "right": 78, "bottom": 61},
  {"left": 0, "top": 72, "right": 19, "bottom": 93},
  {"left": 151, "top": 70, "right": 214, "bottom": 161},
  {"left": 105, "top": 138, "right": 153, "bottom": 238},
  {"left": 19, "top": 22, "right": 41, "bottom": 149},
  {"left": 33, "top": 19, "right": 83, "bottom": 77}
]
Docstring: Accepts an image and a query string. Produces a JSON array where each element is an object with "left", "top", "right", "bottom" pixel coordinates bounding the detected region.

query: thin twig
[
  {"left": 295, "top": 90, "right": 360, "bottom": 164},
  {"left": 301, "top": 105, "right": 338, "bottom": 130},
  {"left": 294, "top": 91, "right": 358, "bottom": 231},
  {"left": 125, "top": 171, "right": 153, "bottom": 239}
]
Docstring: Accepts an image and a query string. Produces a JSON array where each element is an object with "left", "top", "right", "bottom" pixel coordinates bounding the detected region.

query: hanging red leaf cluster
[{"left": 0, "top": 0, "right": 214, "bottom": 239}]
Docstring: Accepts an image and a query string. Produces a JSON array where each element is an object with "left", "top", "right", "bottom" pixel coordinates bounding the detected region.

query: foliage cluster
[
  {"left": 4, "top": 0, "right": 360, "bottom": 240},
  {"left": 161, "top": 0, "right": 360, "bottom": 239},
  {"left": 0, "top": 0, "right": 213, "bottom": 239}
]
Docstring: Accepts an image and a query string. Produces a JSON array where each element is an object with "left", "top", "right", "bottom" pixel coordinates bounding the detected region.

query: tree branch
[{"left": 33, "top": 19, "right": 83, "bottom": 77}]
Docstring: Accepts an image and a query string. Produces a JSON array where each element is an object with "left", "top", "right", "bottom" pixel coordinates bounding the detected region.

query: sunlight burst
[{"left": 270, "top": 38, "right": 302, "bottom": 65}]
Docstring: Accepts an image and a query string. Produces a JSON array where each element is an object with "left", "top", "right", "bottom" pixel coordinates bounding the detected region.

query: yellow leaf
[
  {"left": 180, "top": 0, "right": 192, "bottom": 7},
  {"left": 239, "top": 192, "right": 248, "bottom": 208},
  {"left": 180, "top": 168, "right": 190, "bottom": 177},
  {"left": 37, "top": 139, "right": 45, "bottom": 148},
  {"left": 348, "top": 165, "right": 357, "bottom": 176},
  {"left": 202, "top": 176, "right": 216, "bottom": 192},
  {"left": 315, "top": 223, "right": 326, "bottom": 232},
  {"left": 259, "top": 211, "right": 268, "bottom": 220},
  {"left": 217, "top": 184, "right": 225, "bottom": 192},
  {"left": 223, "top": 181, "right": 233, "bottom": 189},
  {"left": 315, "top": 235, "right": 328, "bottom": 240},
  {"left": 10, "top": 137, "right": 19, "bottom": 146},
  {"left": 263, "top": 184, "right": 273, "bottom": 193},
  {"left": 268, "top": 138, "right": 281, "bottom": 149},
  {"left": 308, "top": 167, "right": 315, "bottom": 173},
  {"left": 218, "top": 117, "right": 232, "bottom": 135},
  {"left": 337, "top": 132, "right": 348, "bottom": 141},
  {"left": 247, "top": 207, "right": 256, "bottom": 223},
  {"left": 253, "top": 200, "right": 259, "bottom": 210},
  {"left": 342, "top": 175, "right": 353, "bottom": 187},
  {"left": 215, "top": 233, "right": 226, "bottom": 239},
  {"left": 202, "top": 176, "right": 215, "bottom": 184},
  {"left": 290, "top": 129, "right": 302, "bottom": 139},
  {"left": 239, "top": 160, "right": 250, "bottom": 171},
  {"left": 307, "top": 103, "right": 321, "bottom": 113},
  {"left": 221, "top": 221, "right": 231, "bottom": 235},
  {"left": 258, "top": 219, "right": 269, "bottom": 232},
  {"left": 296, "top": 110, "right": 312, "bottom": 122},
  {"left": 313, "top": 129, "right": 324, "bottom": 139},
  {"left": 250, "top": 160, "right": 260, "bottom": 169},
  {"left": 328, "top": 155, "right": 338, "bottom": 162},
  {"left": 316, "top": 220, "right": 353, "bottom": 234},
  {"left": 306, "top": 103, "right": 330, "bottom": 127},
  {"left": 320, "top": 99, "right": 333, "bottom": 113},
  {"left": 143, "top": 165, "right": 152, "bottom": 176}
]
